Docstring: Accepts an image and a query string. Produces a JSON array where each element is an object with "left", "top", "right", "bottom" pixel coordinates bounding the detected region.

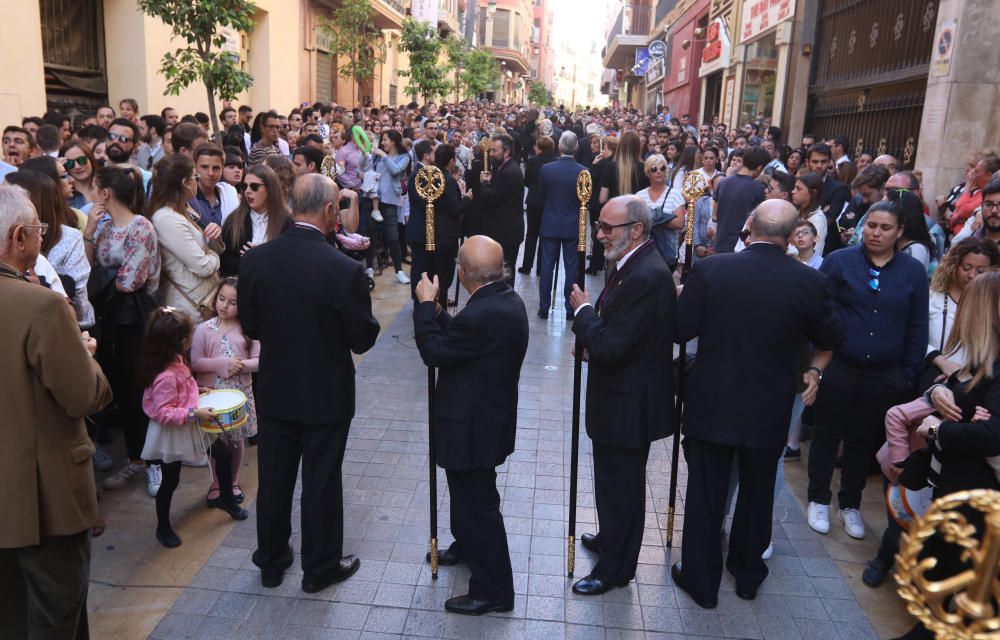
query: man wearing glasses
[
  {"left": 0, "top": 184, "right": 112, "bottom": 639},
  {"left": 248, "top": 111, "right": 284, "bottom": 167},
  {"left": 567, "top": 196, "right": 676, "bottom": 596}
]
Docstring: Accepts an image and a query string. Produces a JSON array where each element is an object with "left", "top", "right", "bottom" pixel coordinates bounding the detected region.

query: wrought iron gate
[{"left": 39, "top": 0, "right": 108, "bottom": 122}]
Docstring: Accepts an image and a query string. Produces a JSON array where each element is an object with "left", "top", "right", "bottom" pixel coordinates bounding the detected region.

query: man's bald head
[
  {"left": 458, "top": 235, "right": 505, "bottom": 289},
  {"left": 290, "top": 173, "right": 338, "bottom": 218},
  {"left": 748, "top": 199, "right": 799, "bottom": 246},
  {"left": 873, "top": 154, "right": 898, "bottom": 174}
]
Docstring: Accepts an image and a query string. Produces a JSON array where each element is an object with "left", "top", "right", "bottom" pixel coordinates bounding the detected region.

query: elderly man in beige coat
[{"left": 0, "top": 184, "right": 112, "bottom": 640}]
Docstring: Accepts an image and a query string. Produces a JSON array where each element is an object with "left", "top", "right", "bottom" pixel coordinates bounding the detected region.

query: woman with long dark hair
[
  {"left": 370, "top": 128, "right": 411, "bottom": 283},
  {"left": 892, "top": 189, "right": 935, "bottom": 273},
  {"left": 220, "top": 164, "right": 290, "bottom": 277}
]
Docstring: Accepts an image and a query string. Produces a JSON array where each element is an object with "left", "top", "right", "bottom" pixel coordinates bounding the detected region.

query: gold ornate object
[
  {"left": 480, "top": 136, "right": 491, "bottom": 174},
  {"left": 681, "top": 172, "right": 708, "bottom": 248},
  {"left": 430, "top": 537, "right": 439, "bottom": 576},
  {"left": 576, "top": 170, "right": 592, "bottom": 253},
  {"left": 857, "top": 92, "right": 866, "bottom": 112},
  {"left": 568, "top": 534, "right": 576, "bottom": 576},
  {"left": 320, "top": 155, "right": 337, "bottom": 179},
  {"left": 895, "top": 489, "right": 1000, "bottom": 640},
  {"left": 878, "top": 137, "right": 888, "bottom": 156},
  {"left": 904, "top": 137, "right": 916, "bottom": 168},
  {"left": 415, "top": 165, "right": 445, "bottom": 252},
  {"left": 855, "top": 138, "right": 865, "bottom": 160}
]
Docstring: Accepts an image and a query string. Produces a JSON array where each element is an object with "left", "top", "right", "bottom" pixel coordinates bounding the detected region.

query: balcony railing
[
  {"left": 382, "top": 0, "right": 404, "bottom": 14},
  {"left": 605, "top": 3, "right": 652, "bottom": 54}
]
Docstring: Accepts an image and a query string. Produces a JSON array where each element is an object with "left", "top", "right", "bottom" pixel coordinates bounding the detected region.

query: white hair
[
  {"left": 558, "top": 131, "right": 579, "bottom": 156},
  {"left": 0, "top": 184, "right": 36, "bottom": 246}
]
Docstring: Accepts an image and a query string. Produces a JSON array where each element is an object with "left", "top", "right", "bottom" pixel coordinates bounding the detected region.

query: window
[
  {"left": 493, "top": 9, "right": 510, "bottom": 48},
  {"left": 513, "top": 12, "right": 521, "bottom": 50}
]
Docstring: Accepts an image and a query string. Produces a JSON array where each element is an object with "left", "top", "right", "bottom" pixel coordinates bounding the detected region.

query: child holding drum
[
  {"left": 139, "top": 307, "right": 249, "bottom": 549},
  {"left": 191, "top": 277, "right": 260, "bottom": 507}
]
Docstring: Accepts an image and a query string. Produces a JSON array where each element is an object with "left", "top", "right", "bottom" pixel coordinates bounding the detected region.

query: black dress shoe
[
  {"left": 580, "top": 532, "right": 600, "bottom": 553},
  {"left": 253, "top": 546, "right": 294, "bottom": 588},
  {"left": 517, "top": 267, "right": 531, "bottom": 275},
  {"left": 444, "top": 594, "right": 514, "bottom": 616},
  {"left": 247, "top": 434, "right": 259, "bottom": 447},
  {"left": 585, "top": 267, "right": 600, "bottom": 276},
  {"left": 302, "top": 556, "right": 361, "bottom": 594},
  {"left": 425, "top": 547, "right": 464, "bottom": 566},
  {"left": 862, "top": 557, "right": 891, "bottom": 588},
  {"left": 211, "top": 499, "right": 248, "bottom": 521},
  {"left": 156, "top": 527, "right": 182, "bottom": 548},
  {"left": 537, "top": 309, "right": 548, "bottom": 320},
  {"left": 671, "top": 563, "right": 717, "bottom": 609},
  {"left": 735, "top": 584, "right": 758, "bottom": 601},
  {"left": 571, "top": 575, "right": 624, "bottom": 596}
]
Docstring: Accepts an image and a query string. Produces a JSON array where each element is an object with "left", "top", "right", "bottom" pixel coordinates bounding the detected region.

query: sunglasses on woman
[
  {"left": 63, "top": 156, "right": 88, "bottom": 170},
  {"left": 649, "top": 166, "right": 667, "bottom": 173},
  {"left": 236, "top": 182, "right": 265, "bottom": 194}
]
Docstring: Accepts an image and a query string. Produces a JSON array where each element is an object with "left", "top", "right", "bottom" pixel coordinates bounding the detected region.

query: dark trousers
[
  {"left": 588, "top": 223, "right": 605, "bottom": 271},
  {"left": 255, "top": 415, "right": 350, "bottom": 577},
  {"left": 445, "top": 467, "right": 514, "bottom": 603},
  {"left": 0, "top": 530, "right": 91, "bottom": 640},
  {"left": 409, "top": 240, "right": 458, "bottom": 307},
  {"left": 681, "top": 437, "right": 781, "bottom": 601},
  {"left": 501, "top": 241, "right": 520, "bottom": 289},
  {"left": 591, "top": 441, "right": 650, "bottom": 584},
  {"left": 520, "top": 206, "right": 543, "bottom": 272},
  {"left": 807, "top": 359, "right": 908, "bottom": 509},
  {"left": 538, "top": 237, "right": 578, "bottom": 314},
  {"left": 97, "top": 322, "right": 145, "bottom": 460}
]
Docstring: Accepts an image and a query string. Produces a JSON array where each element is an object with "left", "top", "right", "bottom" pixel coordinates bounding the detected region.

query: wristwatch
[{"left": 807, "top": 366, "right": 823, "bottom": 381}]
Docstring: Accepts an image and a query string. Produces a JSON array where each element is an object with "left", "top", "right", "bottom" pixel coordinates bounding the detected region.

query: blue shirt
[
  {"left": 189, "top": 186, "right": 224, "bottom": 229},
  {"left": 821, "top": 245, "right": 928, "bottom": 379}
]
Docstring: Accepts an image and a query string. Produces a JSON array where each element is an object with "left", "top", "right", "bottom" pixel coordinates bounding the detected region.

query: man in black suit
[
  {"left": 477, "top": 133, "right": 525, "bottom": 288},
  {"left": 568, "top": 196, "right": 677, "bottom": 595},
  {"left": 412, "top": 235, "right": 529, "bottom": 615},
  {"left": 405, "top": 139, "right": 440, "bottom": 300},
  {"left": 807, "top": 142, "right": 850, "bottom": 255},
  {"left": 671, "top": 200, "right": 841, "bottom": 608},
  {"left": 239, "top": 174, "right": 380, "bottom": 594}
]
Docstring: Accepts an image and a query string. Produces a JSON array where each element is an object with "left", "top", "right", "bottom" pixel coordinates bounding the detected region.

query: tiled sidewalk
[{"left": 150, "top": 273, "right": 906, "bottom": 640}]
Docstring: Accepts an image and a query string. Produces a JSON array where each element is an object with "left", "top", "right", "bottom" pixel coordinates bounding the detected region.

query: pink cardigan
[
  {"left": 190, "top": 318, "right": 260, "bottom": 387},
  {"left": 142, "top": 358, "right": 200, "bottom": 427},
  {"left": 878, "top": 398, "right": 933, "bottom": 478}
]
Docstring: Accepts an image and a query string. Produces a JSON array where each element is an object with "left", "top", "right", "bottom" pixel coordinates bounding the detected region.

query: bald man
[
  {"left": 671, "top": 200, "right": 841, "bottom": 608},
  {"left": 412, "top": 236, "right": 529, "bottom": 616}
]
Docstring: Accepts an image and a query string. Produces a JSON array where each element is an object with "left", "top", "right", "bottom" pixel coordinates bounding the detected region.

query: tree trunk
[{"left": 206, "top": 79, "right": 221, "bottom": 141}]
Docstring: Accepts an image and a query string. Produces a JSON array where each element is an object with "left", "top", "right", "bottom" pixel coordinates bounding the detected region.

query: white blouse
[
  {"left": 927, "top": 291, "right": 963, "bottom": 363},
  {"left": 250, "top": 210, "right": 269, "bottom": 245}
]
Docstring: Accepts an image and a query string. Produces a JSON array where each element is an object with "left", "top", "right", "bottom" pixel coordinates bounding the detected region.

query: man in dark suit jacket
[
  {"left": 239, "top": 174, "right": 380, "bottom": 594},
  {"left": 405, "top": 139, "right": 440, "bottom": 300},
  {"left": 407, "top": 142, "right": 463, "bottom": 305},
  {"left": 807, "top": 142, "right": 850, "bottom": 255},
  {"left": 671, "top": 200, "right": 841, "bottom": 608},
  {"left": 568, "top": 195, "right": 677, "bottom": 595},
  {"left": 537, "top": 132, "right": 588, "bottom": 319},
  {"left": 477, "top": 133, "right": 525, "bottom": 288},
  {"left": 413, "top": 235, "right": 529, "bottom": 615}
]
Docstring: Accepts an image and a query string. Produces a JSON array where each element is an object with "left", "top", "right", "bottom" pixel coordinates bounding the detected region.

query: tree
[
  {"left": 529, "top": 80, "right": 551, "bottom": 107},
  {"left": 137, "top": 0, "right": 255, "bottom": 140},
  {"left": 399, "top": 19, "right": 451, "bottom": 102},
  {"left": 318, "top": 0, "right": 386, "bottom": 105},
  {"left": 446, "top": 39, "right": 500, "bottom": 101}
]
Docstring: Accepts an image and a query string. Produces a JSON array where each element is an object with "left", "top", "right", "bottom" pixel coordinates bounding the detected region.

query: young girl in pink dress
[
  {"left": 191, "top": 277, "right": 260, "bottom": 506},
  {"left": 140, "top": 307, "right": 249, "bottom": 548}
]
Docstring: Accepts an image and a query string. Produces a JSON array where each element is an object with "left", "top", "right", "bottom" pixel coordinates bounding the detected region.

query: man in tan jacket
[{"left": 0, "top": 184, "right": 112, "bottom": 640}]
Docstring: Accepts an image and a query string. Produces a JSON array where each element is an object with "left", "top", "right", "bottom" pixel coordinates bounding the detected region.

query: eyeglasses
[
  {"left": 238, "top": 182, "right": 264, "bottom": 194},
  {"left": 982, "top": 200, "right": 1000, "bottom": 212},
  {"left": 596, "top": 220, "right": 636, "bottom": 234},
  {"left": 649, "top": 166, "right": 667, "bottom": 173},
  {"left": 23, "top": 222, "right": 49, "bottom": 236},
  {"left": 63, "top": 156, "right": 88, "bottom": 170},
  {"left": 107, "top": 132, "right": 132, "bottom": 144},
  {"left": 868, "top": 266, "right": 881, "bottom": 293}
]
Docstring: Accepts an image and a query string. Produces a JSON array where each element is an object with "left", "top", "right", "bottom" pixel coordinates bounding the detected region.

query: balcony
[
  {"left": 318, "top": 0, "right": 405, "bottom": 29},
  {"left": 603, "top": 3, "right": 652, "bottom": 69},
  {"left": 439, "top": 0, "right": 460, "bottom": 35}
]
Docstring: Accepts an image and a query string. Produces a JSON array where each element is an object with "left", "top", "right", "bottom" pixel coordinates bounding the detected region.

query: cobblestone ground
[{"left": 150, "top": 271, "right": 900, "bottom": 640}]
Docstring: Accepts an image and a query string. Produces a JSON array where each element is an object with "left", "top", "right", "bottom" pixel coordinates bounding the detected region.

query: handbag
[{"left": 162, "top": 274, "right": 216, "bottom": 321}]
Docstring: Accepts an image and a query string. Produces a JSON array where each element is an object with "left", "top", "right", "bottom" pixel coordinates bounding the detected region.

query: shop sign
[
  {"left": 699, "top": 17, "right": 731, "bottom": 77},
  {"left": 649, "top": 40, "right": 666, "bottom": 58},
  {"left": 740, "top": 0, "right": 794, "bottom": 44}
]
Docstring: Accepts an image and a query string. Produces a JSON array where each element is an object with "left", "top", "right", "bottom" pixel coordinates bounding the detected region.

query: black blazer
[
  {"left": 933, "top": 363, "right": 1000, "bottom": 494},
  {"left": 524, "top": 152, "right": 557, "bottom": 210},
  {"left": 572, "top": 242, "right": 677, "bottom": 448},
  {"left": 406, "top": 168, "right": 462, "bottom": 245},
  {"left": 821, "top": 175, "right": 850, "bottom": 254},
  {"left": 219, "top": 213, "right": 293, "bottom": 277},
  {"left": 239, "top": 225, "right": 380, "bottom": 425},
  {"left": 413, "top": 281, "right": 529, "bottom": 470},
  {"left": 478, "top": 157, "right": 525, "bottom": 248},
  {"left": 676, "top": 243, "right": 842, "bottom": 449}
]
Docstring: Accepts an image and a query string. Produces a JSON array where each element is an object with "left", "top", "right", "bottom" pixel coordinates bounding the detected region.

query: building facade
[{"left": 478, "top": 0, "right": 533, "bottom": 103}]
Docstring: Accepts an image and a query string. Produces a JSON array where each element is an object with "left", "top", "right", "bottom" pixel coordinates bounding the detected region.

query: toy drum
[
  {"left": 886, "top": 484, "right": 933, "bottom": 527},
  {"left": 197, "top": 389, "right": 248, "bottom": 434}
]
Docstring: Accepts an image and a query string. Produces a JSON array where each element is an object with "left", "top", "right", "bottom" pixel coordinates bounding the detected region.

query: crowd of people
[{"left": 2, "top": 94, "right": 999, "bottom": 639}]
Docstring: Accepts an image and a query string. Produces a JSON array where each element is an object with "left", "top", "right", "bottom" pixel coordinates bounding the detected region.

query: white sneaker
[
  {"left": 762, "top": 542, "right": 774, "bottom": 560},
  {"left": 371, "top": 209, "right": 384, "bottom": 223},
  {"left": 365, "top": 267, "right": 375, "bottom": 279},
  {"left": 103, "top": 462, "right": 145, "bottom": 491},
  {"left": 396, "top": 270, "right": 410, "bottom": 284},
  {"left": 839, "top": 508, "right": 866, "bottom": 539},
  {"left": 147, "top": 464, "right": 162, "bottom": 497},
  {"left": 807, "top": 502, "right": 830, "bottom": 534}
]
